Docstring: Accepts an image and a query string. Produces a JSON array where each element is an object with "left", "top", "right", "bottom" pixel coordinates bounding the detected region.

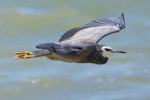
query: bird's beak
[{"left": 110, "top": 49, "right": 126, "bottom": 53}]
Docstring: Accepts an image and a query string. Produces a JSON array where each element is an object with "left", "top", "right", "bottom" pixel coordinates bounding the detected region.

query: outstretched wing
[{"left": 59, "top": 13, "right": 125, "bottom": 44}]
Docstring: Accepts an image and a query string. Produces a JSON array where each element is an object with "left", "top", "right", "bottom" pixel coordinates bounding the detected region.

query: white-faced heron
[{"left": 15, "top": 13, "right": 126, "bottom": 64}]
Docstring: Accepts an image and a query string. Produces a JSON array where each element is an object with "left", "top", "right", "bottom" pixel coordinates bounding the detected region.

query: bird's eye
[{"left": 105, "top": 48, "right": 111, "bottom": 51}]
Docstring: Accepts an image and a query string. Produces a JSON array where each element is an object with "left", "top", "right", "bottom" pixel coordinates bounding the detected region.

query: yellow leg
[{"left": 14, "top": 50, "right": 35, "bottom": 59}]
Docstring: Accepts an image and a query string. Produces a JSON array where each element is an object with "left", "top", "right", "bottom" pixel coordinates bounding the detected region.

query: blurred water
[{"left": 0, "top": 0, "right": 150, "bottom": 100}]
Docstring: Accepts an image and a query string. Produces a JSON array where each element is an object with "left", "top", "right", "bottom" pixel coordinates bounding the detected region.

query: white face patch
[{"left": 101, "top": 46, "right": 113, "bottom": 57}]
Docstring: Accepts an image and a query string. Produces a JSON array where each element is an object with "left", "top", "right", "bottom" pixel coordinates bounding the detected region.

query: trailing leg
[{"left": 14, "top": 50, "right": 50, "bottom": 59}]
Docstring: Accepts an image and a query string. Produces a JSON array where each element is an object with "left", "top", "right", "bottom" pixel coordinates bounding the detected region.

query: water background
[{"left": 0, "top": 0, "right": 150, "bottom": 100}]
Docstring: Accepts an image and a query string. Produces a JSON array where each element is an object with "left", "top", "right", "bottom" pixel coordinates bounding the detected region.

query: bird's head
[{"left": 99, "top": 45, "right": 126, "bottom": 57}]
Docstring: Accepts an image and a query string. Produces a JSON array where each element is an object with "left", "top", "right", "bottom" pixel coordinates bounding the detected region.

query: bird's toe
[{"left": 14, "top": 51, "right": 34, "bottom": 59}]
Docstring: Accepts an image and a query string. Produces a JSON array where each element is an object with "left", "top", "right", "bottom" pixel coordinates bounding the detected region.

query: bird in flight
[{"left": 14, "top": 13, "right": 126, "bottom": 64}]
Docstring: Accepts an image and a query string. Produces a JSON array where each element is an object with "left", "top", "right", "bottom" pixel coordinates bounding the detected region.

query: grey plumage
[
  {"left": 36, "top": 43, "right": 82, "bottom": 54},
  {"left": 16, "top": 13, "right": 126, "bottom": 64},
  {"left": 58, "top": 13, "right": 125, "bottom": 44}
]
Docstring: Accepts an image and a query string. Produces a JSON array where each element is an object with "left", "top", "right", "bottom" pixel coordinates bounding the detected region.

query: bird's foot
[{"left": 14, "top": 51, "right": 34, "bottom": 59}]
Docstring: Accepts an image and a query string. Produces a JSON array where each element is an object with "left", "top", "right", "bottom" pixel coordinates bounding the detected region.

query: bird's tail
[{"left": 14, "top": 50, "right": 50, "bottom": 59}]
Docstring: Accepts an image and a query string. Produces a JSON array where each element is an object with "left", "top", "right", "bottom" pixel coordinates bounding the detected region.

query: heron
[{"left": 14, "top": 13, "right": 126, "bottom": 64}]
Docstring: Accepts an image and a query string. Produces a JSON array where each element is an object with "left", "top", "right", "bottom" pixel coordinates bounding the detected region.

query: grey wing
[
  {"left": 59, "top": 13, "right": 125, "bottom": 44},
  {"left": 59, "top": 27, "right": 84, "bottom": 42},
  {"left": 36, "top": 43, "right": 83, "bottom": 55}
]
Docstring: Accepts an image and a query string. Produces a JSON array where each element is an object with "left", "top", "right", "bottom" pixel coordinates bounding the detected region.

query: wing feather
[
  {"left": 85, "top": 13, "right": 125, "bottom": 29},
  {"left": 59, "top": 13, "right": 125, "bottom": 44},
  {"left": 36, "top": 43, "right": 82, "bottom": 54},
  {"left": 59, "top": 27, "right": 85, "bottom": 42}
]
